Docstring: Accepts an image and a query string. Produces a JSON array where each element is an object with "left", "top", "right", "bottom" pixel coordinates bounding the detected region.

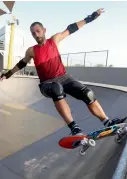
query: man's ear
[{"left": 43, "top": 28, "right": 46, "bottom": 34}]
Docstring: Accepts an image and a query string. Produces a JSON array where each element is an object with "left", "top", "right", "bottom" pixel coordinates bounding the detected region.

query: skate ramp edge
[{"left": 112, "top": 143, "right": 127, "bottom": 179}]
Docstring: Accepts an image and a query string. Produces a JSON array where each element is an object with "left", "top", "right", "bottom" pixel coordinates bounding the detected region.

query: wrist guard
[
  {"left": 1, "top": 70, "right": 13, "bottom": 79},
  {"left": 84, "top": 11, "right": 99, "bottom": 24}
]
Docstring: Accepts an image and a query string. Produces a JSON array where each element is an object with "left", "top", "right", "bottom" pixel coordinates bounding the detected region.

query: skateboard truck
[
  {"left": 78, "top": 138, "right": 96, "bottom": 156},
  {"left": 116, "top": 125, "right": 127, "bottom": 143}
]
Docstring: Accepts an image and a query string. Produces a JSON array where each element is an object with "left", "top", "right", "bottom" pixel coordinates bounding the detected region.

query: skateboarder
[{"left": 0, "top": 8, "right": 126, "bottom": 135}]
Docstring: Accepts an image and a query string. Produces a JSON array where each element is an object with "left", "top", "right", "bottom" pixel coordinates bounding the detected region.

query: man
[{"left": 0, "top": 8, "right": 126, "bottom": 135}]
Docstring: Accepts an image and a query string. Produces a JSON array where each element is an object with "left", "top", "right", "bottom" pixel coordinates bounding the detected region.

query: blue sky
[{"left": 0, "top": 1, "right": 127, "bottom": 67}]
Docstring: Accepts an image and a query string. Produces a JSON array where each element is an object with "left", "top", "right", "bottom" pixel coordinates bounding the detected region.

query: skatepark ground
[{"left": 0, "top": 76, "right": 127, "bottom": 179}]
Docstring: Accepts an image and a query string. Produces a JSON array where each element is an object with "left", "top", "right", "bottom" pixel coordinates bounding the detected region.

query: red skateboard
[{"left": 59, "top": 135, "right": 96, "bottom": 156}]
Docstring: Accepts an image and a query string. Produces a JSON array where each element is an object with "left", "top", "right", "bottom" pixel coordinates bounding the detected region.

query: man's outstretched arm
[
  {"left": 0, "top": 47, "right": 33, "bottom": 80},
  {"left": 52, "top": 8, "right": 104, "bottom": 44}
]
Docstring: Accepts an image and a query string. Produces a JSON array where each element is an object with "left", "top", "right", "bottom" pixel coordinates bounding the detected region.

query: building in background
[{"left": 0, "top": 23, "right": 26, "bottom": 71}]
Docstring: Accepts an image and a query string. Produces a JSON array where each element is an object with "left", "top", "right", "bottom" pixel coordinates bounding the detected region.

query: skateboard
[{"left": 59, "top": 123, "right": 127, "bottom": 156}]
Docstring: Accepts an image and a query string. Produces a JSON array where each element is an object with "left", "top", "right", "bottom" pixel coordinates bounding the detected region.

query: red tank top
[{"left": 33, "top": 38, "right": 66, "bottom": 82}]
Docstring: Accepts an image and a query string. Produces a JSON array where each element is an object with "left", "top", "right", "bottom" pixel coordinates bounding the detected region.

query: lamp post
[{"left": 7, "top": 16, "right": 19, "bottom": 69}]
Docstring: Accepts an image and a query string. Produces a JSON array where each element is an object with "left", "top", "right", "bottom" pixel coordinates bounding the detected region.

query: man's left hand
[{"left": 96, "top": 8, "right": 105, "bottom": 16}]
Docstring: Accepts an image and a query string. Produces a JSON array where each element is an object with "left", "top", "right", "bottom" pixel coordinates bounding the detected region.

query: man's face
[{"left": 31, "top": 24, "right": 46, "bottom": 44}]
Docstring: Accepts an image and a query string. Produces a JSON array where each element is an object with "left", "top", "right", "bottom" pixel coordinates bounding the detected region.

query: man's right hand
[
  {"left": 0, "top": 70, "right": 13, "bottom": 81},
  {"left": 0, "top": 74, "right": 6, "bottom": 81}
]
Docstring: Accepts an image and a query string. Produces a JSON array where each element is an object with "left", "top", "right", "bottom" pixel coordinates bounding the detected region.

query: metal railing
[{"left": 61, "top": 50, "right": 109, "bottom": 67}]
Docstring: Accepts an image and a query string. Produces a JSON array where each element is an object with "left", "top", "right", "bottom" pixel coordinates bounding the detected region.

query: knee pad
[
  {"left": 51, "top": 82, "right": 66, "bottom": 101},
  {"left": 81, "top": 87, "right": 96, "bottom": 105}
]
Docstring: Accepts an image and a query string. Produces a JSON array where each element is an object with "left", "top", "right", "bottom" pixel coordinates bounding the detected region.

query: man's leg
[
  {"left": 54, "top": 99, "right": 83, "bottom": 135},
  {"left": 87, "top": 100, "right": 111, "bottom": 126},
  {"left": 39, "top": 82, "right": 83, "bottom": 135},
  {"left": 86, "top": 93, "right": 127, "bottom": 126},
  {"left": 64, "top": 80, "right": 108, "bottom": 121},
  {"left": 54, "top": 99, "right": 73, "bottom": 125},
  {"left": 87, "top": 100, "right": 108, "bottom": 120},
  {"left": 64, "top": 79, "right": 126, "bottom": 127}
]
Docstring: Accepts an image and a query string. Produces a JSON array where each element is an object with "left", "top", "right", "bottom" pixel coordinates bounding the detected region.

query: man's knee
[
  {"left": 51, "top": 82, "right": 66, "bottom": 101},
  {"left": 81, "top": 87, "right": 96, "bottom": 105},
  {"left": 39, "top": 82, "right": 66, "bottom": 101}
]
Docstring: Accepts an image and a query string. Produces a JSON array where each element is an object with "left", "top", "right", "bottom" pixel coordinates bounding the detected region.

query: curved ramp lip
[
  {"left": 79, "top": 81, "right": 127, "bottom": 93},
  {"left": 112, "top": 144, "right": 127, "bottom": 179}
]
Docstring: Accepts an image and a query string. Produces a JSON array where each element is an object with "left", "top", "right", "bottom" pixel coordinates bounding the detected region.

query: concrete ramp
[
  {"left": 0, "top": 77, "right": 65, "bottom": 159},
  {"left": 0, "top": 77, "right": 127, "bottom": 179}
]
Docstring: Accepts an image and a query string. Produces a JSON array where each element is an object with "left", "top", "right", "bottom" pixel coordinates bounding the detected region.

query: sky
[{"left": 0, "top": 1, "right": 127, "bottom": 67}]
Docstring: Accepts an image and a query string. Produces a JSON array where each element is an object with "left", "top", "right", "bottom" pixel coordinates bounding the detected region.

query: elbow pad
[
  {"left": 67, "top": 23, "right": 79, "bottom": 34},
  {"left": 17, "top": 59, "right": 27, "bottom": 69}
]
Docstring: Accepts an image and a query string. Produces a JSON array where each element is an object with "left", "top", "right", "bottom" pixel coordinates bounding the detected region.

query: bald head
[{"left": 30, "top": 22, "right": 43, "bottom": 30}]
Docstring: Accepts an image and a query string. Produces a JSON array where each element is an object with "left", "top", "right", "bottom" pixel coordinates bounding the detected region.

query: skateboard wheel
[
  {"left": 81, "top": 138, "right": 88, "bottom": 145},
  {"left": 88, "top": 139, "right": 96, "bottom": 146},
  {"left": 79, "top": 148, "right": 86, "bottom": 156},
  {"left": 115, "top": 133, "right": 127, "bottom": 143},
  {"left": 115, "top": 138, "right": 121, "bottom": 143},
  {"left": 115, "top": 134, "right": 123, "bottom": 143}
]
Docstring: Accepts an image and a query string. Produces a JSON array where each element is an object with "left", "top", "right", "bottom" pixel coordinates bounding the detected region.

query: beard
[{"left": 36, "top": 37, "right": 45, "bottom": 45}]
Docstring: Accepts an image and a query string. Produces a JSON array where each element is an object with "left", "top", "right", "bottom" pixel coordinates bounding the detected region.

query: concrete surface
[{"left": 0, "top": 77, "right": 127, "bottom": 179}]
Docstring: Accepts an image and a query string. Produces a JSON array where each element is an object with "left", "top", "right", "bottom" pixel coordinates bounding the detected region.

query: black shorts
[{"left": 39, "top": 74, "right": 87, "bottom": 100}]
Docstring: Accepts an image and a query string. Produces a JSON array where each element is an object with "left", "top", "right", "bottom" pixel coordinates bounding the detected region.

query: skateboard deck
[
  {"left": 59, "top": 123, "right": 127, "bottom": 156},
  {"left": 87, "top": 123, "right": 127, "bottom": 140}
]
